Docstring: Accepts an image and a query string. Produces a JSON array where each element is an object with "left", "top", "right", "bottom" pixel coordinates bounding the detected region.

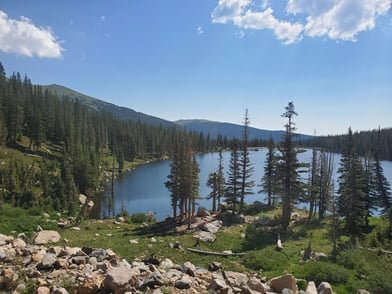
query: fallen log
[{"left": 187, "top": 248, "right": 244, "bottom": 257}]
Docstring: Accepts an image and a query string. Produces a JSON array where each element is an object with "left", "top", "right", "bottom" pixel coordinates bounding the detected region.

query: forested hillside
[
  {"left": 0, "top": 62, "right": 215, "bottom": 214},
  {"left": 304, "top": 128, "right": 392, "bottom": 161},
  {"left": 42, "top": 84, "right": 175, "bottom": 127}
]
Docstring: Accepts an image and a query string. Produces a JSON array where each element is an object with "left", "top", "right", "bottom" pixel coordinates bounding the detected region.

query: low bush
[{"left": 301, "top": 261, "right": 350, "bottom": 285}]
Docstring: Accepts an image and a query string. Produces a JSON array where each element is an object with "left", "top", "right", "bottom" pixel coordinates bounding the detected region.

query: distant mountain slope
[
  {"left": 42, "top": 84, "right": 175, "bottom": 127},
  {"left": 175, "top": 119, "right": 314, "bottom": 142}
]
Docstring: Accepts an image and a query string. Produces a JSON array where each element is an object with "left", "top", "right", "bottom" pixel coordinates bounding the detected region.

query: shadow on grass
[{"left": 126, "top": 218, "right": 190, "bottom": 237}]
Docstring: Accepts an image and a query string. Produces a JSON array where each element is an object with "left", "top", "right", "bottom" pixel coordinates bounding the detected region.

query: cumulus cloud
[
  {"left": 211, "top": 0, "right": 392, "bottom": 44},
  {"left": 0, "top": 10, "right": 64, "bottom": 58}
]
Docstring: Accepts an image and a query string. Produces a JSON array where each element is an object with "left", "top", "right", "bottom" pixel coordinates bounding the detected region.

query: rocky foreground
[{"left": 1, "top": 230, "right": 370, "bottom": 294}]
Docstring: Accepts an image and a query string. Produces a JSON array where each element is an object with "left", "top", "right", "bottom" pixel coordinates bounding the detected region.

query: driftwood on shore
[{"left": 187, "top": 248, "right": 245, "bottom": 257}]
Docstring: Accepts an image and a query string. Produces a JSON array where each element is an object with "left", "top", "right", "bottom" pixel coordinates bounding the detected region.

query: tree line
[
  {"left": 0, "top": 62, "right": 217, "bottom": 214},
  {"left": 304, "top": 127, "right": 392, "bottom": 161}
]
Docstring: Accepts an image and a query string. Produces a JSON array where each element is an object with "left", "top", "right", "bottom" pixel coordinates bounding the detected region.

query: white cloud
[
  {"left": 302, "top": 0, "right": 392, "bottom": 41},
  {"left": 0, "top": 10, "right": 64, "bottom": 58},
  {"left": 212, "top": 0, "right": 303, "bottom": 44},
  {"left": 197, "top": 26, "right": 204, "bottom": 34},
  {"left": 211, "top": 0, "right": 392, "bottom": 44}
]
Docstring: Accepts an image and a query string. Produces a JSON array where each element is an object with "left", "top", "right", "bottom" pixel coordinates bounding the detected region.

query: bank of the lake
[{"left": 92, "top": 149, "right": 392, "bottom": 221}]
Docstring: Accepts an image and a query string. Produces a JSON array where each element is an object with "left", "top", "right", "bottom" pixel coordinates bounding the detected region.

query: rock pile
[{"left": 0, "top": 232, "right": 356, "bottom": 294}]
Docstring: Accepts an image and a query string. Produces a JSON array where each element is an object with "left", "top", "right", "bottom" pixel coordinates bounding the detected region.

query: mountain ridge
[
  {"left": 41, "top": 84, "right": 176, "bottom": 128},
  {"left": 175, "top": 119, "right": 314, "bottom": 142},
  {"left": 42, "top": 84, "right": 313, "bottom": 141}
]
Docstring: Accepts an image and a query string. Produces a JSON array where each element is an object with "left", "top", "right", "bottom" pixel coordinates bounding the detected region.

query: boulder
[
  {"left": 268, "top": 274, "right": 298, "bottom": 293},
  {"left": 356, "top": 290, "right": 370, "bottom": 294},
  {"left": 305, "top": 281, "right": 317, "bottom": 294},
  {"left": 197, "top": 231, "right": 216, "bottom": 243},
  {"left": 33, "top": 230, "right": 61, "bottom": 245},
  {"left": 197, "top": 207, "right": 211, "bottom": 217},
  {"left": 318, "top": 282, "right": 333, "bottom": 294},
  {"left": 183, "top": 261, "right": 196, "bottom": 276},
  {"left": 37, "top": 253, "right": 57, "bottom": 269},
  {"left": 0, "top": 233, "right": 13, "bottom": 245},
  {"left": 199, "top": 220, "right": 222, "bottom": 234},
  {"left": 225, "top": 271, "right": 248, "bottom": 288},
  {"left": 103, "top": 263, "right": 138, "bottom": 293},
  {"left": 175, "top": 275, "right": 192, "bottom": 289},
  {"left": 140, "top": 271, "right": 164, "bottom": 290},
  {"left": 246, "top": 277, "right": 267, "bottom": 294}
]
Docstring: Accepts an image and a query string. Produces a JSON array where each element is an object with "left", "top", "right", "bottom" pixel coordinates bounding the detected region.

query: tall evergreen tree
[
  {"left": 216, "top": 148, "right": 226, "bottom": 210},
  {"left": 260, "top": 137, "right": 278, "bottom": 206},
  {"left": 225, "top": 141, "right": 241, "bottom": 213},
  {"left": 370, "top": 128, "right": 392, "bottom": 237},
  {"left": 239, "top": 109, "right": 254, "bottom": 214},
  {"left": 337, "top": 128, "right": 368, "bottom": 244},
  {"left": 278, "top": 102, "right": 305, "bottom": 230}
]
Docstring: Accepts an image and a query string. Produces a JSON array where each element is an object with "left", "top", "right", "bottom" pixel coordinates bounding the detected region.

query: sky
[{"left": 0, "top": 0, "right": 391, "bottom": 136}]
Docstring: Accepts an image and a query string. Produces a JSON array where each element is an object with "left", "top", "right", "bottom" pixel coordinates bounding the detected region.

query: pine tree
[
  {"left": 225, "top": 141, "right": 241, "bottom": 213},
  {"left": 337, "top": 128, "right": 367, "bottom": 244},
  {"left": 370, "top": 128, "right": 392, "bottom": 237},
  {"left": 278, "top": 102, "right": 305, "bottom": 230},
  {"left": 239, "top": 109, "right": 254, "bottom": 214},
  {"left": 216, "top": 148, "right": 225, "bottom": 210},
  {"left": 317, "top": 150, "right": 334, "bottom": 220},
  {"left": 260, "top": 137, "right": 278, "bottom": 206},
  {"left": 207, "top": 172, "right": 218, "bottom": 212}
]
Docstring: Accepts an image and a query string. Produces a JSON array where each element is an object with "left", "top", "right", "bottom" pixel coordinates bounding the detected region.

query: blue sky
[{"left": 0, "top": 0, "right": 391, "bottom": 135}]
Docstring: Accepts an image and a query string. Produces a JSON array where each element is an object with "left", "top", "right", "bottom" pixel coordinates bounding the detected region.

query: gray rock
[
  {"left": 103, "top": 264, "right": 138, "bottom": 293},
  {"left": 318, "top": 282, "right": 333, "bottom": 294},
  {"left": 198, "top": 231, "right": 216, "bottom": 243},
  {"left": 89, "top": 249, "right": 107, "bottom": 262},
  {"left": 160, "top": 258, "right": 174, "bottom": 269},
  {"left": 356, "top": 290, "right": 370, "bottom": 294},
  {"left": 225, "top": 271, "right": 248, "bottom": 288},
  {"left": 72, "top": 256, "right": 88, "bottom": 265},
  {"left": 199, "top": 220, "right": 222, "bottom": 234},
  {"left": 208, "top": 261, "right": 221, "bottom": 271},
  {"left": 37, "top": 253, "right": 57, "bottom": 269},
  {"left": 183, "top": 261, "right": 196, "bottom": 276},
  {"left": 208, "top": 278, "right": 227, "bottom": 291},
  {"left": 175, "top": 276, "right": 192, "bottom": 289},
  {"left": 140, "top": 271, "right": 164, "bottom": 290},
  {"left": 33, "top": 230, "right": 61, "bottom": 245},
  {"left": 0, "top": 233, "right": 14, "bottom": 245},
  {"left": 246, "top": 277, "right": 267, "bottom": 294},
  {"left": 282, "top": 288, "right": 294, "bottom": 294}
]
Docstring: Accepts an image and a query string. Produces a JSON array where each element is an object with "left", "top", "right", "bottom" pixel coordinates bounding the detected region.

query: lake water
[{"left": 92, "top": 149, "right": 392, "bottom": 221}]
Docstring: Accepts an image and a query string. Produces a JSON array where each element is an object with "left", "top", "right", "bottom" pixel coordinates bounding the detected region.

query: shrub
[
  {"left": 130, "top": 212, "right": 155, "bottom": 224},
  {"left": 301, "top": 261, "right": 350, "bottom": 285},
  {"left": 243, "top": 247, "right": 288, "bottom": 271}
]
